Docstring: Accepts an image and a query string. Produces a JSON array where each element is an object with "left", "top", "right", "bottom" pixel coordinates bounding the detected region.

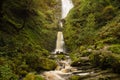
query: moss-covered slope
[
  {"left": 64, "top": 0, "right": 120, "bottom": 73},
  {"left": 0, "top": 0, "right": 60, "bottom": 79}
]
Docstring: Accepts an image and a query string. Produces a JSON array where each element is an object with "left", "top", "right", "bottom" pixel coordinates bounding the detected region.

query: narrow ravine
[
  {"left": 41, "top": 0, "right": 120, "bottom": 80},
  {"left": 41, "top": 0, "right": 94, "bottom": 80},
  {"left": 41, "top": 0, "right": 75, "bottom": 80}
]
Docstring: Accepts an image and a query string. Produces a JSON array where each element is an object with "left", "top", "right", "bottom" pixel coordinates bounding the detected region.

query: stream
[
  {"left": 42, "top": 56, "right": 94, "bottom": 80},
  {"left": 41, "top": 0, "right": 93, "bottom": 80},
  {"left": 41, "top": 55, "right": 120, "bottom": 80},
  {"left": 41, "top": 0, "right": 120, "bottom": 80},
  {"left": 42, "top": 0, "right": 75, "bottom": 79}
]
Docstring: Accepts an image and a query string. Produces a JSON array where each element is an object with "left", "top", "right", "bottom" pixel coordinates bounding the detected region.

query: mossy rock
[
  {"left": 56, "top": 54, "right": 66, "bottom": 60},
  {"left": 23, "top": 73, "right": 45, "bottom": 80},
  {"left": 89, "top": 50, "right": 110, "bottom": 68},
  {"left": 71, "top": 58, "right": 81, "bottom": 66},
  {"left": 89, "top": 50, "right": 120, "bottom": 73},
  {"left": 70, "top": 52, "right": 81, "bottom": 66},
  {"left": 23, "top": 53, "right": 57, "bottom": 71},
  {"left": 69, "top": 75, "right": 81, "bottom": 80},
  {"left": 80, "top": 50, "right": 92, "bottom": 57},
  {"left": 39, "top": 58, "right": 57, "bottom": 70},
  {"left": 108, "top": 44, "right": 120, "bottom": 54}
]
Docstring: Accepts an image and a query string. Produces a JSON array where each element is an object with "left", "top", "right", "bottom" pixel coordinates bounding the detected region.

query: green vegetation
[
  {"left": 108, "top": 44, "right": 120, "bottom": 54},
  {"left": 0, "top": 0, "right": 59, "bottom": 79},
  {"left": 64, "top": 0, "right": 120, "bottom": 74},
  {"left": 69, "top": 75, "right": 81, "bottom": 80},
  {"left": 89, "top": 51, "right": 120, "bottom": 73},
  {"left": 23, "top": 73, "right": 45, "bottom": 80},
  {"left": 0, "top": 65, "right": 18, "bottom": 80},
  {"left": 1, "top": 0, "right": 120, "bottom": 79}
]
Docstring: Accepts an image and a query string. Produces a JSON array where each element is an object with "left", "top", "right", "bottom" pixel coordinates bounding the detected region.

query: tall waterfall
[
  {"left": 61, "top": 0, "right": 74, "bottom": 19},
  {"left": 54, "top": 0, "right": 74, "bottom": 54}
]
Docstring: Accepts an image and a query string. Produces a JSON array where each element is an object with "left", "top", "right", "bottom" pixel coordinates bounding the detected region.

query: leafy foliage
[
  {"left": 64, "top": 0, "right": 120, "bottom": 73},
  {"left": 0, "top": 0, "right": 59, "bottom": 79},
  {"left": 0, "top": 65, "right": 18, "bottom": 80},
  {"left": 108, "top": 44, "right": 120, "bottom": 54},
  {"left": 64, "top": 0, "right": 120, "bottom": 50}
]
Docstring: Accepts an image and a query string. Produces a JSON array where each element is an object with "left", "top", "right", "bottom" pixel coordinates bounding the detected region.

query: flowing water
[
  {"left": 42, "top": 0, "right": 76, "bottom": 80},
  {"left": 54, "top": 31, "right": 65, "bottom": 54},
  {"left": 54, "top": 0, "right": 74, "bottom": 54},
  {"left": 42, "top": 56, "right": 94, "bottom": 80},
  {"left": 61, "top": 0, "right": 74, "bottom": 19},
  {"left": 42, "top": 0, "right": 120, "bottom": 79},
  {"left": 42, "top": 57, "right": 73, "bottom": 80},
  {"left": 42, "top": 0, "right": 94, "bottom": 80}
]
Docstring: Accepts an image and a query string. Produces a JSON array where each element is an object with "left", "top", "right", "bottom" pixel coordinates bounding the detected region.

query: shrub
[
  {"left": 110, "top": 54, "right": 120, "bottom": 73},
  {"left": 39, "top": 58, "right": 57, "bottom": 70},
  {"left": 0, "top": 65, "right": 18, "bottom": 80},
  {"left": 89, "top": 50, "right": 120, "bottom": 73},
  {"left": 24, "top": 53, "right": 57, "bottom": 71},
  {"left": 89, "top": 50, "right": 101, "bottom": 67},
  {"left": 108, "top": 44, "right": 120, "bottom": 54},
  {"left": 56, "top": 54, "right": 66, "bottom": 60},
  {"left": 99, "top": 52, "right": 115, "bottom": 69},
  {"left": 89, "top": 50, "right": 115, "bottom": 69},
  {"left": 80, "top": 50, "right": 92, "bottom": 57}
]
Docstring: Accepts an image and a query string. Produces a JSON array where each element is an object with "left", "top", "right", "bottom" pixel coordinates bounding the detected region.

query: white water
[
  {"left": 42, "top": 0, "right": 75, "bottom": 80},
  {"left": 54, "top": 31, "right": 65, "bottom": 54},
  {"left": 61, "top": 0, "right": 74, "bottom": 19},
  {"left": 54, "top": 0, "right": 74, "bottom": 54},
  {"left": 42, "top": 59, "right": 75, "bottom": 80},
  {"left": 42, "top": 57, "right": 92, "bottom": 80},
  {"left": 59, "top": 21, "right": 63, "bottom": 28}
]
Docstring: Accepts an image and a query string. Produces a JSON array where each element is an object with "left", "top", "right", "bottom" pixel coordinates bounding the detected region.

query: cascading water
[
  {"left": 61, "top": 0, "right": 74, "bottom": 19},
  {"left": 42, "top": 0, "right": 75, "bottom": 80},
  {"left": 42, "top": 58, "right": 74, "bottom": 80},
  {"left": 41, "top": 1, "right": 94, "bottom": 80},
  {"left": 54, "top": 0, "right": 74, "bottom": 54},
  {"left": 54, "top": 31, "right": 65, "bottom": 54},
  {"left": 41, "top": 0, "right": 110, "bottom": 79}
]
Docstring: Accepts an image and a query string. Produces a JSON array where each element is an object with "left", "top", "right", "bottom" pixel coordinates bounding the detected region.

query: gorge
[
  {"left": 0, "top": 0, "right": 120, "bottom": 80},
  {"left": 45, "top": 0, "right": 120, "bottom": 80},
  {"left": 42, "top": 0, "right": 75, "bottom": 79}
]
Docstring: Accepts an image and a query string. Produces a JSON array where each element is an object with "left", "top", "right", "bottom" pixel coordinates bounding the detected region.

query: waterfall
[
  {"left": 55, "top": 31, "right": 65, "bottom": 54},
  {"left": 41, "top": 1, "right": 95, "bottom": 80},
  {"left": 61, "top": 0, "right": 74, "bottom": 19},
  {"left": 54, "top": 0, "right": 74, "bottom": 54}
]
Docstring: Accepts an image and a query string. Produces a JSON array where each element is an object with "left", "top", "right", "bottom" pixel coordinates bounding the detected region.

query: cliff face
[
  {"left": 0, "top": 0, "right": 60, "bottom": 52},
  {"left": 0, "top": 0, "right": 60, "bottom": 79}
]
